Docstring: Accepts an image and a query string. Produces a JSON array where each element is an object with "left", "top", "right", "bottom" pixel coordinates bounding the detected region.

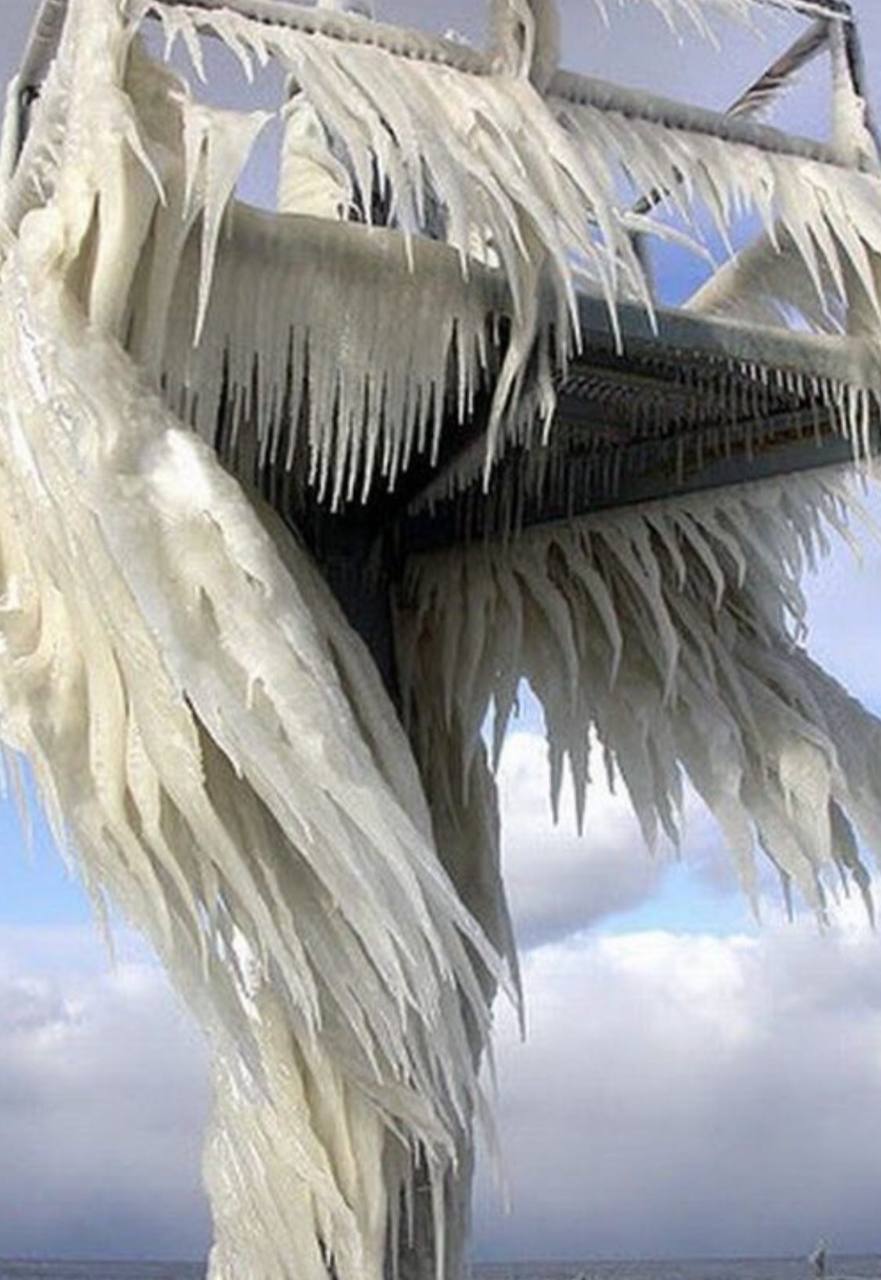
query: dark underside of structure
[
  {"left": 284, "top": 289, "right": 880, "bottom": 695},
  {"left": 295, "top": 290, "right": 881, "bottom": 564},
  {"left": 401, "top": 301, "right": 881, "bottom": 552},
  {"left": 15, "top": 0, "right": 881, "bottom": 672}
]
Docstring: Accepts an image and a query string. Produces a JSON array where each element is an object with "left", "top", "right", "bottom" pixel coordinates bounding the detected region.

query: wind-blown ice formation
[
  {"left": 3, "top": 0, "right": 881, "bottom": 1277},
  {"left": 0, "top": 214, "right": 517, "bottom": 1280},
  {"left": 398, "top": 474, "right": 881, "bottom": 923}
]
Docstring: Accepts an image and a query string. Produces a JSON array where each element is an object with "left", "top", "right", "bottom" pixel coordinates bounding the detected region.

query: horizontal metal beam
[
  {"left": 397, "top": 358, "right": 877, "bottom": 552},
  {"left": 549, "top": 71, "right": 849, "bottom": 168},
  {"left": 151, "top": 2, "right": 854, "bottom": 175},
  {"left": 397, "top": 429, "right": 868, "bottom": 557},
  {"left": 571, "top": 288, "right": 876, "bottom": 387},
  {"left": 13, "top": 0, "right": 489, "bottom": 144},
  {"left": 140, "top": 0, "right": 489, "bottom": 70},
  {"left": 391, "top": 283, "right": 878, "bottom": 542},
  {"left": 17, "top": 0, "right": 860, "bottom": 179}
]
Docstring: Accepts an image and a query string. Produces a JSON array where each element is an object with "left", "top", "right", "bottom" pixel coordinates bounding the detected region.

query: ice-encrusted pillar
[
  {"left": 317, "top": 9, "right": 558, "bottom": 1271},
  {"left": 316, "top": 521, "right": 514, "bottom": 1280}
]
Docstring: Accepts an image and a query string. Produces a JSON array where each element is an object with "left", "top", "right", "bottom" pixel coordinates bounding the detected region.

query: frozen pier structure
[{"left": 5, "top": 2, "right": 881, "bottom": 1278}]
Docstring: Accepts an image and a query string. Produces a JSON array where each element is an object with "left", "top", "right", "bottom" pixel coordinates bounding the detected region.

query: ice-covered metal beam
[
  {"left": 16, "top": 0, "right": 859, "bottom": 176},
  {"left": 17, "top": 0, "right": 487, "bottom": 92},
  {"left": 548, "top": 71, "right": 848, "bottom": 168},
  {"left": 727, "top": 18, "right": 831, "bottom": 119},
  {"left": 142, "top": 0, "right": 490, "bottom": 67},
  {"left": 393, "top": 293, "right": 880, "bottom": 550},
  {"left": 760, "top": 0, "right": 851, "bottom": 16},
  {"left": 397, "top": 428, "right": 870, "bottom": 552},
  {"left": 760, "top": 0, "right": 850, "bottom": 16}
]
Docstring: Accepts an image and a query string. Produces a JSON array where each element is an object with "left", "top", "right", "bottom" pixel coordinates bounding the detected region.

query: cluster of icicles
[
  {"left": 2, "top": 0, "right": 881, "bottom": 1278},
  {"left": 400, "top": 473, "right": 881, "bottom": 922},
  {"left": 10, "top": 0, "right": 881, "bottom": 508}
]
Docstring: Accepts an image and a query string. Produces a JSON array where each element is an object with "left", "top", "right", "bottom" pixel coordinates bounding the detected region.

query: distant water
[
  {"left": 1, "top": 1262, "right": 879, "bottom": 1280},
  {"left": 0, "top": 1267, "right": 203, "bottom": 1280},
  {"left": 476, "top": 1263, "right": 881, "bottom": 1280}
]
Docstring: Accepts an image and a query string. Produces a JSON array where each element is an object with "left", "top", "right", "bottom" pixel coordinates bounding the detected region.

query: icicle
[
  {"left": 278, "top": 77, "right": 353, "bottom": 220},
  {"left": 398, "top": 469, "right": 881, "bottom": 928},
  {"left": 8, "top": 3, "right": 881, "bottom": 1277},
  {"left": 0, "top": 75, "right": 22, "bottom": 189},
  {"left": 177, "top": 96, "right": 271, "bottom": 342}
]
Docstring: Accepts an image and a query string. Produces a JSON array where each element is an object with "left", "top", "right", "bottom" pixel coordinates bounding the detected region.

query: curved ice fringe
[
  {"left": 4, "top": 0, "right": 881, "bottom": 1276},
  {"left": 398, "top": 474, "right": 880, "bottom": 923},
  {"left": 0, "top": 234, "right": 513, "bottom": 1279}
]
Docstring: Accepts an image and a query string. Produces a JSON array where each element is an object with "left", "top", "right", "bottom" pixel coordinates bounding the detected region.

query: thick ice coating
[{"left": 3, "top": 1, "right": 881, "bottom": 1278}]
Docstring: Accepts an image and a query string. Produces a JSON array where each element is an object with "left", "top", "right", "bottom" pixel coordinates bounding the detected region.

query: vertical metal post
[{"left": 317, "top": 528, "right": 480, "bottom": 1280}]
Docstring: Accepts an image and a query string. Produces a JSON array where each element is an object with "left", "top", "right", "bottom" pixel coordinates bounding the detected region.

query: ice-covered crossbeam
[
  {"left": 137, "top": 0, "right": 489, "bottom": 68},
  {"left": 16, "top": 0, "right": 855, "bottom": 179},
  {"left": 548, "top": 73, "right": 852, "bottom": 168},
  {"left": 147, "top": 0, "right": 854, "bottom": 33},
  {"left": 17, "top": 0, "right": 488, "bottom": 93},
  {"left": 14, "top": 0, "right": 856, "bottom": 119}
]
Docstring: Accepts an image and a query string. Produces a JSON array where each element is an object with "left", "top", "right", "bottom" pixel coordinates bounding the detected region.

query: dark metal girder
[
  {"left": 759, "top": 0, "right": 850, "bottom": 17},
  {"left": 395, "top": 423, "right": 872, "bottom": 556},
  {"left": 389, "top": 293, "right": 879, "bottom": 554},
  {"left": 727, "top": 19, "right": 831, "bottom": 121}
]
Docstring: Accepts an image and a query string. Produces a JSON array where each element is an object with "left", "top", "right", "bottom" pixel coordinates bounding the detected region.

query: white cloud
[
  {"left": 0, "top": 929, "right": 211, "bottom": 1261},
  {"left": 498, "top": 727, "right": 746, "bottom": 949},
  {"left": 474, "top": 905, "right": 881, "bottom": 1262},
  {"left": 498, "top": 730, "right": 668, "bottom": 948},
  {"left": 5, "top": 908, "right": 881, "bottom": 1264}
]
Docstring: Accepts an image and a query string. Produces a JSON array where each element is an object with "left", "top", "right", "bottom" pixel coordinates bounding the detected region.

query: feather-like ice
[
  {"left": 398, "top": 474, "right": 881, "bottom": 923},
  {"left": 3, "top": 0, "right": 881, "bottom": 1277}
]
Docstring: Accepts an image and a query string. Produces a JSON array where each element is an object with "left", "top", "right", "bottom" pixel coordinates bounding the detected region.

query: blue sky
[{"left": 3, "top": 0, "right": 881, "bottom": 1267}]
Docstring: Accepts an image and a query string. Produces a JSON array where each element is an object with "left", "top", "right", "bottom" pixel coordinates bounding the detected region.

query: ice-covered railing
[
  {"left": 10, "top": 0, "right": 881, "bottom": 514},
  {"left": 7, "top": 0, "right": 881, "bottom": 517},
  {"left": 6, "top": 6, "right": 881, "bottom": 1280}
]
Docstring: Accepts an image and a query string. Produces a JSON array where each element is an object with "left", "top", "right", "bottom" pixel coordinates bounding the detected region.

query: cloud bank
[
  {"left": 3, "top": 737, "right": 880, "bottom": 1263},
  {"left": 475, "top": 908, "right": 881, "bottom": 1262},
  {"left": 0, "top": 930, "right": 211, "bottom": 1261}
]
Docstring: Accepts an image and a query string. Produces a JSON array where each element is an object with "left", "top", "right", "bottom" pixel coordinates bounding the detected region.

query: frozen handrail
[
  {"left": 14, "top": 0, "right": 863, "bottom": 175},
  {"left": 548, "top": 73, "right": 851, "bottom": 168},
  {"left": 17, "top": 0, "right": 489, "bottom": 97}
]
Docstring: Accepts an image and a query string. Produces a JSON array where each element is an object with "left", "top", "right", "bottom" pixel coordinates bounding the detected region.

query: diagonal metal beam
[
  {"left": 630, "top": 19, "right": 831, "bottom": 223},
  {"left": 727, "top": 18, "right": 831, "bottom": 119},
  {"left": 757, "top": 0, "right": 851, "bottom": 16}
]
